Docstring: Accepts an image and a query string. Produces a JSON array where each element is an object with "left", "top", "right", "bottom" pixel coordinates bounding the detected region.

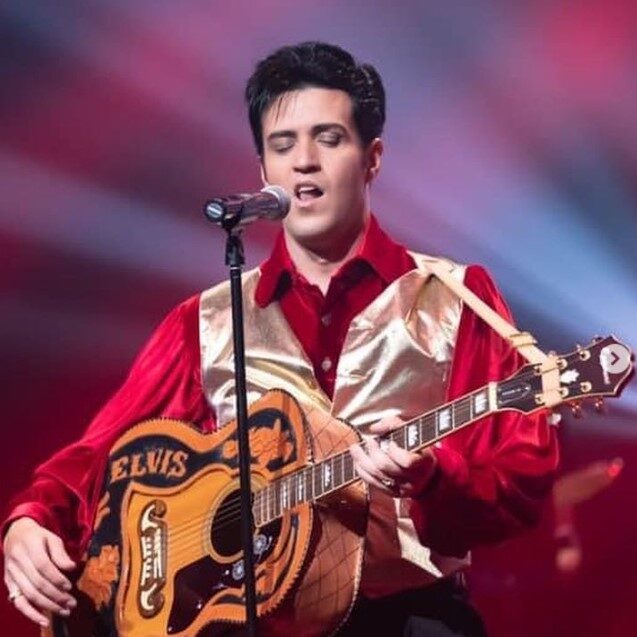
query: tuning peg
[
  {"left": 570, "top": 401, "right": 583, "bottom": 418},
  {"left": 593, "top": 335, "right": 604, "bottom": 343},
  {"left": 577, "top": 345, "right": 591, "bottom": 361},
  {"left": 594, "top": 397, "right": 605, "bottom": 413}
]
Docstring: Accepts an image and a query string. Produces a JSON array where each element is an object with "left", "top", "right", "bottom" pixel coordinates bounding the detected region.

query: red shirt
[
  {"left": 255, "top": 215, "right": 415, "bottom": 397},
  {"left": 3, "top": 217, "right": 558, "bottom": 560}
]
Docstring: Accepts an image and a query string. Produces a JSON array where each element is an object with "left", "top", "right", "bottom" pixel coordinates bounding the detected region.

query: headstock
[{"left": 497, "top": 336, "right": 634, "bottom": 415}]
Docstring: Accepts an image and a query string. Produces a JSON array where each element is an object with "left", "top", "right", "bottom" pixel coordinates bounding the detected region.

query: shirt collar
[
  {"left": 255, "top": 214, "right": 412, "bottom": 307},
  {"left": 255, "top": 232, "right": 295, "bottom": 307}
]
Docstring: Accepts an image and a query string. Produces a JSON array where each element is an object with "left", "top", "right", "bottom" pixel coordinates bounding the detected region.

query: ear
[
  {"left": 365, "top": 138, "right": 383, "bottom": 184},
  {"left": 260, "top": 160, "right": 269, "bottom": 186}
]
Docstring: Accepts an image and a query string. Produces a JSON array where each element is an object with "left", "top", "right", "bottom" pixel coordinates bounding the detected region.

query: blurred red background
[{"left": 1, "top": 2, "right": 636, "bottom": 635}]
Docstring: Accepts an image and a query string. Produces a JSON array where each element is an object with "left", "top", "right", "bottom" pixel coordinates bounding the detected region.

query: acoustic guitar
[{"left": 49, "top": 336, "right": 633, "bottom": 637}]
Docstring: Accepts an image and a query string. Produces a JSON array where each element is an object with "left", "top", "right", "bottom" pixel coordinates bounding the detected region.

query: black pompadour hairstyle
[{"left": 245, "top": 41, "right": 385, "bottom": 156}]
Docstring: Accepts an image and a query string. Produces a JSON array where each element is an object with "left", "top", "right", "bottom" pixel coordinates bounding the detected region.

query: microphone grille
[{"left": 261, "top": 185, "right": 291, "bottom": 219}]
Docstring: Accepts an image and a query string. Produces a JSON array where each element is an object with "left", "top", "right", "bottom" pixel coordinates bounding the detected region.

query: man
[{"left": 2, "top": 42, "right": 558, "bottom": 636}]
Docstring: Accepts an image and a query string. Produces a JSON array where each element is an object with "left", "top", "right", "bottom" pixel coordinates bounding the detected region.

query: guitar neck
[{"left": 253, "top": 384, "right": 497, "bottom": 526}]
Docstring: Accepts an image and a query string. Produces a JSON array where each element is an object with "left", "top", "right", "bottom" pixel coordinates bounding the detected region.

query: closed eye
[
  {"left": 318, "top": 133, "right": 342, "bottom": 147},
  {"left": 272, "top": 142, "right": 293, "bottom": 154}
]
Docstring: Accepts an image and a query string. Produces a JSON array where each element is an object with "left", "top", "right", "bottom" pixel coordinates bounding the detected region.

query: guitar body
[{"left": 64, "top": 390, "right": 368, "bottom": 637}]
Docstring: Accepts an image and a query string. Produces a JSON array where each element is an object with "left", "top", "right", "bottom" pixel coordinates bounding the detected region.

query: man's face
[{"left": 260, "top": 87, "right": 382, "bottom": 254}]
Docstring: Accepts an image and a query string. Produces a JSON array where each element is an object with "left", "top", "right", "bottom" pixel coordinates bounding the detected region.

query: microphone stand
[
  {"left": 220, "top": 220, "right": 259, "bottom": 637},
  {"left": 204, "top": 188, "right": 289, "bottom": 636}
]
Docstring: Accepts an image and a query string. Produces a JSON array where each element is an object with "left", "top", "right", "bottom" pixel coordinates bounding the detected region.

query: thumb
[{"left": 44, "top": 531, "right": 75, "bottom": 571}]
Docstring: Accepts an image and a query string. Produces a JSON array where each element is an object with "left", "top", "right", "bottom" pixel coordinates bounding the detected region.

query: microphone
[{"left": 204, "top": 185, "right": 291, "bottom": 228}]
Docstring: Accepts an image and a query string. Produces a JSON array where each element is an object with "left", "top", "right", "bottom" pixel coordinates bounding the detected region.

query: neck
[{"left": 285, "top": 215, "right": 369, "bottom": 294}]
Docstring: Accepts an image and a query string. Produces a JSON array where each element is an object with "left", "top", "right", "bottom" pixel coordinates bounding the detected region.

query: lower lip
[{"left": 295, "top": 193, "right": 324, "bottom": 208}]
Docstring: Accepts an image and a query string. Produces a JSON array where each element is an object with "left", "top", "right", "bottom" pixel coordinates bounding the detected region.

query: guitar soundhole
[{"left": 210, "top": 489, "right": 243, "bottom": 559}]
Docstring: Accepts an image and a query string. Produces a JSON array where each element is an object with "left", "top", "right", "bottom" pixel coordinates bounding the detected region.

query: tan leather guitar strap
[{"left": 423, "top": 257, "right": 562, "bottom": 408}]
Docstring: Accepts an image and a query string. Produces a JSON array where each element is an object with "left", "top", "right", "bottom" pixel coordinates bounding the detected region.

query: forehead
[{"left": 261, "top": 87, "right": 355, "bottom": 135}]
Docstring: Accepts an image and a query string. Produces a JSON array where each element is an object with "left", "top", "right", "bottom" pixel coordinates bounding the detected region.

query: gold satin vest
[{"left": 199, "top": 253, "right": 471, "bottom": 597}]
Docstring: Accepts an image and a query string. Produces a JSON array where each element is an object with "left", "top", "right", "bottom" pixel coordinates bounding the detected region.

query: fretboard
[{"left": 252, "top": 384, "right": 494, "bottom": 526}]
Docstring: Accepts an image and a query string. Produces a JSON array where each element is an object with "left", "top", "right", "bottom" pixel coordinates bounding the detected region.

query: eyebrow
[{"left": 266, "top": 123, "right": 348, "bottom": 142}]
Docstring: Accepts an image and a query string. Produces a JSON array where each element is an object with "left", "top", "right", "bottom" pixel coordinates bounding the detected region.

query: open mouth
[{"left": 294, "top": 183, "right": 324, "bottom": 202}]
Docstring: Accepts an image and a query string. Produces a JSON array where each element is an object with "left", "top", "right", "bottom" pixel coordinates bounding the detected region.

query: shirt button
[
  {"left": 321, "top": 357, "right": 332, "bottom": 372},
  {"left": 321, "top": 313, "right": 332, "bottom": 326}
]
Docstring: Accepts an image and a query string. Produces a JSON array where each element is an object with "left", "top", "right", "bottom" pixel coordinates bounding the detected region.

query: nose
[{"left": 293, "top": 139, "right": 320, "bottom": 174}]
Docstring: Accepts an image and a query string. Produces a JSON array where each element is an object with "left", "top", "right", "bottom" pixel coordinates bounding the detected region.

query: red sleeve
[
  {"left": 409, "top": 265, "right": 559, "bottom": 557},
  {"left": 1, "top": 294, "right": 215, "bottom": 560}
]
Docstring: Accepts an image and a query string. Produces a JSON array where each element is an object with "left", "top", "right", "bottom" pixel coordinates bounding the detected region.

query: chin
[
  {"left": 286, "top": 214, "right": 338, "bottom": 241},
  {"left": 290, "top": 224, "right": 360, "bottom": 259}
]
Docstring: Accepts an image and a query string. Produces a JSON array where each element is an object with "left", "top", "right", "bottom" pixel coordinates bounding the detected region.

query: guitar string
[
  {"left": 165, "top": 369, "right": 542, "bottom": 548},
  {"left": 165, "top": 439, "right": 374, "bottom": 554},
  {"left": 165, "top": 404, "right": 477, "bottom": 555},
  {"left": 169, "top": 361, "right": 555, "bottom": 557},
  {"left": 163, "top": 392, "right": 484, "bottom": 541},
  {"left": 163, "top": 409, "right": 449, "bottom": 542},
  {"left": 167, "top": 419, "right": 470, "bottom": 560},
  {"left": 137, "top": 352, "right": 584, "bottom": 555},
  {"left": 163, "top": 398, "right": 479, "bottom": 547},
  {"left": 130, "top": 367, "right": 538, "bottom": 539}
]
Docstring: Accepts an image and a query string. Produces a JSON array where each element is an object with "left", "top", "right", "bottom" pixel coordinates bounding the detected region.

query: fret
[
  {"left": 395, "top": 426, "right": 406, "bottom": 449},
  {"left": 406, "top": 422, "right": 419, "bottom": 450},
  {"left": 427, "top": 413, "right": 436, "bottom": 440},
  {"left": 322, "top": 461, "right": 333, "bottom": 491},
  {"left": 292, "top": 475, "right": 299, "bottom": 509},
  {"left": 296, "top": 474, "right": 305, "bottom": 504},
  {"left": 273, "top": 482, "right": 279, "bottom": 515},
  {"left": 313, "top": 463, "right": 321, "bottom": 498},
  {"left": 253, "top": 492, "right": 260, "bottom": 526},
  {"left": 304, "top": 467, "right": 313, "bottom": 503},
  {"left": 261, "top": 490, "right": 267, "bottom": 525},
  {"left": 416, "top": 416, "right": 424, "bottom": 448},
  {"left": 331, "top": 457, "right": 338, "bottom": 491},
  {"left": 418, "top": 414, "right": 433, "bottom": 448},
  {"left": 473, "top": 390, "right": 488, "bottom": 416},
  {"left": 342, "top": 452, "right": 347, "bottom": 486},
  {"left": 273, "top": 484, "right": 279, "bottom": 519},
  {"left": 258, "top": 490, "right": 264, "bottom": 526},
  {"left": 437, "top": 407, "right": 452, "bottom": 434},
  {"left": 343, "top": 453, "right": 353, "bottom": 484},
  {"left": 453, "top": 399, "right": 464, "bottom": 429},
  {"left": 252, "top": 492, "right": 258, "bottom": 526},
  {"left": 287, "top": 477, "right": 294, "bottom": 508}
]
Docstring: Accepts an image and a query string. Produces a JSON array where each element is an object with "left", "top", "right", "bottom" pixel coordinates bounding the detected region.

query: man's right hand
[{"left": 3, "top": 517, "right": 77, "bottom": 628}]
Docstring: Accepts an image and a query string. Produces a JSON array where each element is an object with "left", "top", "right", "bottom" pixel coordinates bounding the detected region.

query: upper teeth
[{"left": 298, "top": 186, "right": 318, "bottom": 194}]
